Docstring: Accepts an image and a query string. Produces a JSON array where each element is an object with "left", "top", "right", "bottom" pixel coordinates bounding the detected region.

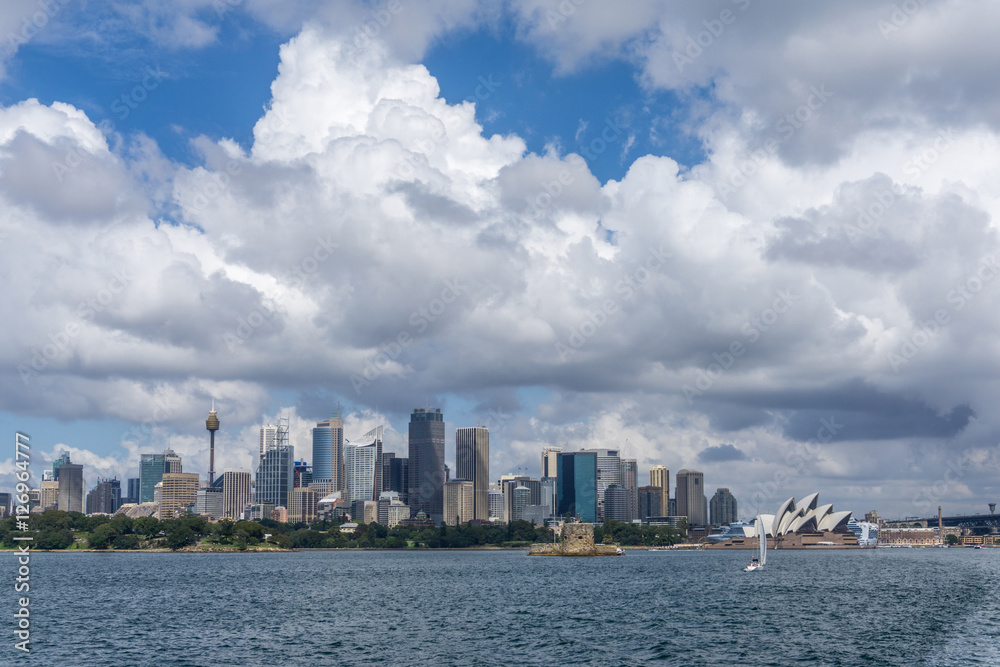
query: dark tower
[{"left": 206, "top": 401, "right": 220, "bottom": 486}]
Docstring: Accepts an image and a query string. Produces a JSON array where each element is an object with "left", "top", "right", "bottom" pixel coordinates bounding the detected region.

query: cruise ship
[
  {"left": 847, "top": 518, "right": 879, "bottom": 547},
  {"left": 707, "top": 521, "right": 755, "bottom": 543}
]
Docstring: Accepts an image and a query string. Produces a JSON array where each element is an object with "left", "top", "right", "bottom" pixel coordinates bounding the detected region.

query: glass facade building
[
  {"left": 556, "top": 452, "right": 597, "bottom": 523},
  {"left": 140, "top": 454, "right": 165, "bottom": 504},
  {"left": 407, "top": 408, "right": 445, "bottom": 522}
]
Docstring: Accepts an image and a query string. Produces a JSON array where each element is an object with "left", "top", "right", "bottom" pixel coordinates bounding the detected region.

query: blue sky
[{"left": 2, "top": 1, "right": 999, "bottom": 517}]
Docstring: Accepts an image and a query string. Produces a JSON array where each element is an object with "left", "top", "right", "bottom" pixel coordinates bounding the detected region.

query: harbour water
[{"left": 7, "top": 548, "right": 1000, "bottom": 665}]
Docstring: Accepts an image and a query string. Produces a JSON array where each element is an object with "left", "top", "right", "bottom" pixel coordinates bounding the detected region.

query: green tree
[
  {"left": 112, "top": 534, "right": 140, "bottom": 550},
  {"left": 36, "top": 529, "right": 74, "bottom": 550},
  {"left": 946, "top": 534, "right": 959, "bottom": 545},
  {"left": 234, "top": 521, "right": 264, "bottom": 541},
  {"left": 166, "top": 526, "right": 195, "bottom": 550},
  {"left": 134, "top": 517, "right": 161, "bottom": 537},
  {"left": 87, "top": 523, "right": 118, "bottom": 549}
]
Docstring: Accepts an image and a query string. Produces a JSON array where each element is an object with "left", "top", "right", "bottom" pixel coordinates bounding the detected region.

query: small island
[{"left": 529, "top": 521, "right": 622, "bottom": 556}]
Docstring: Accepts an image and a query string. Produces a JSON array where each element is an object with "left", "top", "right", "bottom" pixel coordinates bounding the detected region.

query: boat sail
[{"left": 744, "top": 515, "right": 766, "bottom": 572}]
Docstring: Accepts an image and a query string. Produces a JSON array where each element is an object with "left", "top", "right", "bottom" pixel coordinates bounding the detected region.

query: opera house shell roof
[{"left": 755, "top": 492, "right": 852, "bottom": 537}]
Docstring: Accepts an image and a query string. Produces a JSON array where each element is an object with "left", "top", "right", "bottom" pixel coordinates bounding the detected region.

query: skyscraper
[
  {"left": 256, "top": 445, "right": 294, "bottom": 508},
  {"left": 650, "top": 465, "right": 670, "bottom": 516},
  {"left": 345, "top": 441, "right": 379, "bottom": 503},
  {"left": 582, "top": 449, "right": 621, "bottom": 521},
  {"left": 443, "top": 479, "right": 475, "bottom": 525},
  {"left": 40, "top": 480, "right": 59, "bottom": 511},
  {"left": 56, "top": 463, "right": 83, "bottom": 513},
  {"left": 501, "top": 476, "right": 541, "bottom": 524},
  {"left": 676, "top": 469, "right": 707, "bottom": 525},
  {"left": 407, "top": 407, "right": 445, "bottom": 523},
  {"left": 620, "top": 458, "right": 638, "bottom": 523},
  {"left": 510, "top": 485, "right": 531, "bottom": 523},
  {"left": 86, "top": 478, "right": 121, "bottom": 514},
  {"left": 541, "top": 446, "right": 561, "bottom": 479},
  {"left": 163, "top": 449, "right": 182, "bottom": 474},
  {"left": 222, "top": 469, "right": 252, "bottom": 519},
  {"left": 125, "top": 477, "right": 140, "bottom": 505},
  {"left": 312, "top": 411, "right": 344, "bottom": 490},
  {"left": 488, "top": 485, "right": 504, "bottom": 521},
  {"left": 287, "top": 487, "right": 318, "bottom": 524},
  {"left": 387, "top": 456, "right": 409, "bottom": 504},
  {"left": 259, "top": 424, "right": 279, "bottom": 464},
  {"left": 140, "top": 453, "right": 165, "bottom": 504},
  {"left": 455, "top": 426, "right": 489, "bottom": 521},
  {"left": 603, "top": 484, "right": 632, "bottom": 523},
  {"left": 710, "top": 487, "right": 738, "bottom": 526},
  {"left": 638, "top": 485, "right": 663, "bottom": 520},
  {"left": 159, "top": 472, "right": 199, "bottom": 520},
  {"left": 556, "top": 451, "right": 597, "bottom": 523}
]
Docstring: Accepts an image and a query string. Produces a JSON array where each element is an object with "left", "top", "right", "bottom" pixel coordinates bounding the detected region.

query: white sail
[{"left": 759, "top": 515, "right": 767, "bottom": 566}]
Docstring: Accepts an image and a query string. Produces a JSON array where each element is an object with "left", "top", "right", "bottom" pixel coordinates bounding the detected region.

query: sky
[{"left": 2, "top": 0, "right": 999, "bottom": 520}]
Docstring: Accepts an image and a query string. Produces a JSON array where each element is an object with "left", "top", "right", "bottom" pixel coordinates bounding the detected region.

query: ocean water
[{"left": 5, "top": 548, "right": 1000, "bottom": 665}]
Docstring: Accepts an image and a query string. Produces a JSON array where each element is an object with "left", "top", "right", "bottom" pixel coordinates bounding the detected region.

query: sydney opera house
[{"left": 710, "top": 493, "right": 861, "bottom": 548}]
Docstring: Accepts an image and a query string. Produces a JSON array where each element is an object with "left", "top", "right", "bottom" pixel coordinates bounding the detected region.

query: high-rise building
[
  {"left": 56, "top": 463, "right": 83, "bottom": 513},
  {"left": 256, "top": 445, "right": 294, "bottom": 509},
  {"left": 676, "top": 469, "right": 707, "bottom": 525},
  {"left": 345, "top": 441, "right": 379, "bottom": 503},
  {"left": 556, "top": 452, "right": 598, "bottom": 523},
  {"left": 386, "top": 456, "right": 409, "bottom": 504},
  {"left": 455, "top": 426, "right": 489, "bottom": 521},
  {"left": 501, "top": 476, "right": 541, "bottom": 524},
  {"left": 488, "top": 485, "right": 504, "bottom": 521},
  {"left": 140, "top": 454, "right": 165, "bottom": 504},
  {"left": 582, "top": 449, "right": 621, "bottom": 521},
  {"left": 377, "top": 491, "right": 410, "bottom": 528},
  {"left": 86, "top": 478, "right": 121, "bottom": 515},
  {"left": 312, "top": 412, "right": 345, "bottom": 490},
  {"left": 407, "top": 408, "right": 445, "bottom": 523},
  {"left": 603, "top": 484, "right": 632, "bottom": 523},
  {"left": 638, "top": 485, "right": 663, "bottom": 521},
  {"left": 159, "top": 472, "right": 199, "bottom": 520},
  {"left": 293, "top": 461, "right": 312, "bottom": 488},
  {"left": 52, "top": 451, "right": 71, "bottom": 479},
  {"left": 222, "top": 470, "right": 252, "bottom": 519},
  {"left": 194, "top": 488, "right": 224, "bottom": 520},
  {"left": 0, "top": 493, "right": 10, "bottom": 518},
  {"left": 541, "top": 446, "right": 562, "bottom": 479},
  {"left": 40, "top": 480, "right": 59, "bottom": 511},
  {"left": 620, "top": 459, "right": 638, "bottom": 523},
  {"left": 443, "top": 479, "right": 475, "bottom": 525},
  {"left": 650, "top": 465, "right": 670, "bottom": 516},
  {"left": 259, "top": 424, "right": 279, "bottom": 465},
  {"left": 710, "top": 488, "right": 738, "bottom": 526},
  {"left": 288, "top": 487, "right": 317, "bottom": 524},
  {"left": 510, "top": 485, "right": 531, "bottom": 523},
  {"left": 164, "top": 449, "right": 182, "bottom": 474},
  {"left": 540, "top": 477, "right": 557, "bottom": 517},
  {"left": 125, "top": 478, "right": 140, "bottom": 505}
]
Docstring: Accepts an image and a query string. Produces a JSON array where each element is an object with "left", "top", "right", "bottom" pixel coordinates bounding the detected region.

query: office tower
[
  {"left": 540, "top": 477, "right": 557, "bottom": 517},
  {"left": 510, "top": 485, "right": 531, "bottom": 523},
  {"left": 620, "top": 459, "right": 638, "bottom": 523},
  {"left": 222, "top": 470, "right": 252, "bottom": 519},
  {"left": 56, "top": 463, "right": 83, "bottom": 513},
  {"left": 381, "top": 452, "right": 395, "bottom": 496},
  {"left": 501, "top": 476, "right": 541, "bottom": 525},
  {"left": 541, "top": 446, "right": 562, "bottom": 479},
  {"left": 668, "top": 497, "right": 677, "bottom": 516},
  {"left": 40, "top": 480, "right": 59, "bottom": 511},
  {"left": 386, "top": 457, "right": 409, "bottom": 504},
  {"left": 259, "top": 424, "right": 279, "bottom": 464},
  {"left": 86, "top": 478, "right": 121, "bottom": 514},
  {"left": 159, "top": 472, "right": 199, "bottom": 520},
  {"left": 443, "top": 479, "right": 475, "bottom": 525},
  {"left": 676, "top": 469, "right": 707, "bottom": 525},
  {"left": 456, "top": 426, "right": 489, "bottom": 521},
  {"left": 194, "top": 488, "right": 224, "bottom": 520},
  {"left": 582, "top": 449, "right": 621, "bottom": 521},
  {"left": 345, "top": 428, "right": 382, "bottom": 502},
  {"left": 154, "top": 482, "right": 163, "bottom": 505},
  {"left": 293, "top": 461, "right": 313, "bottom": 488},
  {"left": 52, "top": 451, "right": 71, "bottom": 479},
  {"left": 0, "top": 492, "right": 11, "bottom": 518},
  {"left": 125, "top": 478, "right": 140, "bottom": 505},
  {"left": 638, "top": 485, "right": 663, "bottom": 521},
  {"left": 604, "top": 484, "right": 632, "bottom": 523},
  {"left": 488, "top": 486, "right": 504, "bottom": 521},
  {"left": 407, "top": 407, "right": 445, "bottom": 522},
  {"left": 312, "top": 411, "right": 345, "bottom": 490},
  {"left": 256, "top": 445, "right": 294, "bottom": 508},
  {"left": 710, "top": 488, "right": 738, "bottom": 526},
  {"left": 206, "top": 403, "right": 220, "bottom": 486},
  {"left": 140, "top": 454, "right": 165, "bottom": 504},
  {"left": 556, "top": 451, "right": 598, "bottom": 522},
  {"left": 288, "top": 487, "right": 317, "bottom": 524},
  {"left": 377, "top": 491, "right": 410, "bottom": 528},
  {"left": 650, "top": 465, "right": 670, "bottom": 516},
  {"left": 164, "top": 449, "right": 182, "bottom": 474}
]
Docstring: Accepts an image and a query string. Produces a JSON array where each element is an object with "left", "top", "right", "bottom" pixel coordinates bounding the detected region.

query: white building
[{"left": 345, "top": 442, "right": 378, "bottom": 503}]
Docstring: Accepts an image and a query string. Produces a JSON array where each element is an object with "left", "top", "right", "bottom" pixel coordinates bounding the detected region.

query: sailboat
[{"left": 744, "top": 516, "right": 767, "bottom": 572}]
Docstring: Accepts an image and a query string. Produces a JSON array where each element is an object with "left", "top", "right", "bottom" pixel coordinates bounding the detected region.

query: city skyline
[{"left": 2, "top": 3, "right": 1000, "bottom": 519}]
